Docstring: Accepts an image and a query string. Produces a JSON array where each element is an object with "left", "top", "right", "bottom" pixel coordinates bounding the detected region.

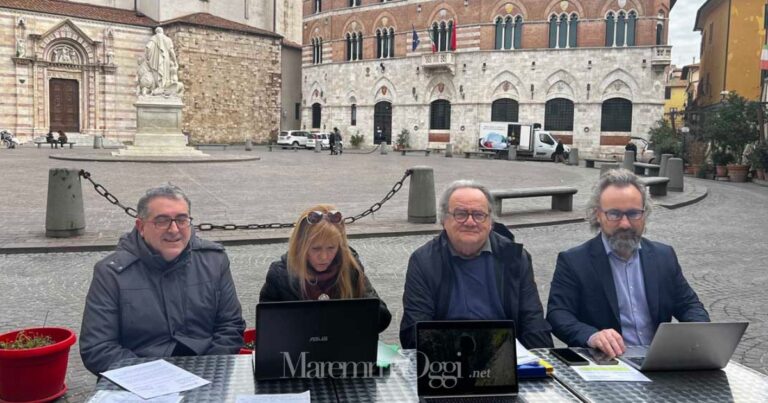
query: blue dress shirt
[{"left": 601, "top": 234, "right": 654, "bottom": 346}]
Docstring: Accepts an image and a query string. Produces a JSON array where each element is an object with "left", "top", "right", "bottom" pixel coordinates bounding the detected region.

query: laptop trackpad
[{"left": 623, "top": 346, "right": 649, "bottom": 358}]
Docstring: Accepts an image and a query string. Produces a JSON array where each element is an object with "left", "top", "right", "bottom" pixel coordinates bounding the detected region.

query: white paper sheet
[
  {"left": 235, "top": 391, "right": 311, "bottom": 403},
  {"left": 101, "top": 360, "right": 210, "bottom": 400},
  {"left": 87, "top": 390, "right": 183, "bottom": 403},
  {"left": 516, "top": 339, "right": 540, "bottom": 365},
  {"left": 571, "top": 360, "right": 652, "bottom": 382}
]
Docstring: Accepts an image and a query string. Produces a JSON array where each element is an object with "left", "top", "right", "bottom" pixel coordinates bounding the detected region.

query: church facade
[
  {"left": 1, "top": 0, "right": 300, "bottom": 144},
  {"left": 301, "top": 0, "right": 674, "bottom": 157}
]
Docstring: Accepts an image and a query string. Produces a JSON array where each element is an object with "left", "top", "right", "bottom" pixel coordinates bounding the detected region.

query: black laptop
[
  {"left": 253, "top": 298, "right": 380, "bottom": 380},
  {"left": 417, "top": 320, "right": 523, "bottom": 402}
]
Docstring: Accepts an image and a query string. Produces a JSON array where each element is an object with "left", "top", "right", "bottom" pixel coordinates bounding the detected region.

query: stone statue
[
  {"left": 136, "top": 56, "right": 155, "bottom": 96},
  {"left": 144, "top": 27, "right": 182, "bottom": 96},
  {"left": 16, "top": 38, "right": 25, "bottom": 57}
]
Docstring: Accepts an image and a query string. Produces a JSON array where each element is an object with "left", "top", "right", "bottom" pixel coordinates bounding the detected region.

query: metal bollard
[
  {"left": 600, "top": 163, "right": 620, "bottom": 176},
  {"left": 268, "top": 142, "right": 273, "bottom": 152},
  {"left": 623, "top": 151, "right": 635, "bottom": 171},
  {"left": 507, "top": 145, "right": 517, "bottom": 161},
  {"left": 568, "top": 148, "right": 579, "bottom": 166},
  {"left": 93, "top": 135, "right": 103, "bottom": 149},
  {"left": 407, "top": 166, "right": 436, "bottom": 223},
  {"left": 445, "top": 143, "right": 453, "bottom": 158},
  {"left": 659, "top": 154, "right": 673, "bottom": 177},
  {"left": 667, "top": 158, "right": 684, "bottom": 192},
  {"left": 380, "top": 143, "right": 388, "bottom": 154},
  {"left": 45, "top": 168, "right": 85, "bottom": 237},
  {"left": 245, "top": 139, "right": 252, "bottom": 151}
]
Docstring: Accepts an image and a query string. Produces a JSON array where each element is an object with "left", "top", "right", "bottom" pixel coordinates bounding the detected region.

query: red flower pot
[
  {"left": 239, "top": 328, "right": 257, "bottom": 355},
  {"left": 0, "top": 327, "right": 76, "bottom": 402}
]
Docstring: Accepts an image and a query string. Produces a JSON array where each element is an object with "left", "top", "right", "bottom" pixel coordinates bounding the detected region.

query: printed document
[
  {"left": 235, "top": 391, "right": 310, "bottom": 403},
  {"left": 571, "top": 360, "right": 651, "bottom": 382},
  {"left": 87, "top": 391, "right": 182, "bottom": 402},
  {"left": 101, "top": 360, "right": 210, "bottom": 399},
  {"left": 516, "top": 339, "right": 540, "bottom": 365}
]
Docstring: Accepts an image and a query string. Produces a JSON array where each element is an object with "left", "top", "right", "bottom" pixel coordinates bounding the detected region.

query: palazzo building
[{"left": 301, "top": 0, "right": 674, "bottom": 157}]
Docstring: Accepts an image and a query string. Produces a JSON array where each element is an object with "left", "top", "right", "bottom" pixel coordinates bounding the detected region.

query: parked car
[
  {"left": 630, "top": 136, "right": 656, "bottom": 163},
  {"left": 277, "top": 130, "right": 310, "bottom": 148},
  {"left": 306, "top": 132, "right": 331, "bottom": 149}
]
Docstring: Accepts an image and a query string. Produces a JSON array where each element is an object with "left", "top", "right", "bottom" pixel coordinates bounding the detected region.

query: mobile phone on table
[
  {"left": 585, "top": 349, "right": 619, "bottom": 365},
  {"left": 550, "top": 348, "right": 590, "bottom": 366}
]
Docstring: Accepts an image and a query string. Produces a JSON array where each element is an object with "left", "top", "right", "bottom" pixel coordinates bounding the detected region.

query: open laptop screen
[{"left": 416, "top": 320, "right": 518, "bottom": 397}]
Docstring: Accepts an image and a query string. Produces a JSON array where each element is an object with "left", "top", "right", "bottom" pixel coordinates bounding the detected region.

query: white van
[{"left": 478, "top": 122, "right": 569, "bottom": 160}]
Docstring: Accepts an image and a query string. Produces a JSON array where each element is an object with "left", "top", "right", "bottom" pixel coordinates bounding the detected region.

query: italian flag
[
  {"left": 762, "top": 44, "right": 768, "bottom": 70},
  {"left": 428, "top": 29, "right": 437, "bottom": 52}
]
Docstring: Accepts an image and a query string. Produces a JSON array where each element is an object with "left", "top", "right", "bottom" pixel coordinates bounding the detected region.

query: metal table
[
  {"left": 93, "top": 351, "right": 578, "bottom": 402},
  {"left": 535, "top": 348, "right": 768, "bottom": 403}
]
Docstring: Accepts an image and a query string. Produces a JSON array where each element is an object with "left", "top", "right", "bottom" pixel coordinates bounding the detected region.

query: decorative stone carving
[
  {"left": 51, "top": 45, "right": 79, "bottom": 64},
  {"left": 16, "top": 38, "right": 25, "bottom": 57},
  {"left": 505, "top": 4, "right": 514, "bottom": 13},
  {"left": 618, "top": 0, "right": 627, "bottom": 8},
  {"left": 560, "top": 1, "right": 569, "bottom": 11},
  {"left": 143, "top": 27, "right": 182, "bottom": 97}
]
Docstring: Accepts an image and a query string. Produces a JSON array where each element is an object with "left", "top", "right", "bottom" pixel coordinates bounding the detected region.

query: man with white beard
[{"left": 546, "top": 169, "right": 709, "bottom": 358}]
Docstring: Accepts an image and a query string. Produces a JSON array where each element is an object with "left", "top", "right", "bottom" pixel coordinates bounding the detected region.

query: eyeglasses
[
  {"left": 149, "top": 215, "right": 193, "bottom": 229},
  {"left": 448, "top": 209, "right": 490, "bottom": 224},
  {"left": 600, "top": 208, "right": 645, "bottom": 221},
  {"left": 306, "top": 210, "right": 343, "bottom": 225}
]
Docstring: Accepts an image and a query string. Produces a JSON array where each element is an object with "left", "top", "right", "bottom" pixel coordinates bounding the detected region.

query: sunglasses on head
[{"left": 306, "top": 210, "right": 343, "bottom": 225}]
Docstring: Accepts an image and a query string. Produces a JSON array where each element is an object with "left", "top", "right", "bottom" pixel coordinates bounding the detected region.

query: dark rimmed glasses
[
  {"left": 149, "top": 215, "right": 193, "bottom": 229},
  {"left": 600, "top": 208, "right": 645, "bottom": 221},
  {"left": 447, "top": 209, "right": 490, "bottom": 224},
  {"left": 306, "top": 210, "right": 343, "bottom": 225}
]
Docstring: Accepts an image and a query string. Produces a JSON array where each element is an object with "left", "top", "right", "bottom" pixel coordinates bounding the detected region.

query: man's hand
[{"left": 587, "top": 329, "right": 626, "bottom": 358}]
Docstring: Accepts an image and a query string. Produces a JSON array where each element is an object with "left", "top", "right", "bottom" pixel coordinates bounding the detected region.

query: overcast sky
[{"left": 669, "top": 0, "right": 708, "bottom": 67}]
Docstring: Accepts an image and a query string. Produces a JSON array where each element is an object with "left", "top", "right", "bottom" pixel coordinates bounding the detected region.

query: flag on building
[
  {"left": 428, "top": 27, "right": 437, "bottom": 52},
  {"left": 761, "top": 44, "right": 768, "bottom": 70},
  {"left": 412, "top": 25, "right": 420, "bottom": 51},
  {"left": 451, "top": 19, "right": 457, "bottom": 51}
]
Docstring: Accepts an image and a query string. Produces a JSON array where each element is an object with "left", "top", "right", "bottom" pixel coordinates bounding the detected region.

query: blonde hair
[{"left": 286, "top": 204, "right": 365, "bottom": 299}]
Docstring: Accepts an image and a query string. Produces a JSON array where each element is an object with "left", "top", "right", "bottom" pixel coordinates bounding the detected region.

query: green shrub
[
  {"left": 648, "top": 119, "right": 680, "bottom": 156},
  {"left": 350, "top": 134, "right": 364, "bottom": 147},
  {"left": 396, "top": 129, "right": 411, "bottom": 149}
]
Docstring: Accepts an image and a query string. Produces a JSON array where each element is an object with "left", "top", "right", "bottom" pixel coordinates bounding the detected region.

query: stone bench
[
  {"left": 490, "top": 186, "right": 578, "bottom": 215},
  {"left": 428, "top": 147, "right": 445, "bottom": 154},
  {"left": 194, "top": 143, "right": 229, "bottom": 151},
  {"left": 633, "top": 162, "right": 661, "bottom": 176},
  {"left": 639, "top": 177, "right": 669, "bottom": 196},
  {"left": 400, "top": 148, "right": 430, "bottom": 156},
  {"left": 35, "top": 140, "right": 76, "bottom": 149},
  {"left": 584, "top": 158, "right": 617, "bottom": 168},
  {"left": 464, "top": 151, "right": 495, "bottom": 159}
]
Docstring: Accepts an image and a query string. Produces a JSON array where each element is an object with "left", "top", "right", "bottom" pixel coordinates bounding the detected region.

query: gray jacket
[{"left": 80, "top": 228, "right": 245, "bottom": 374}]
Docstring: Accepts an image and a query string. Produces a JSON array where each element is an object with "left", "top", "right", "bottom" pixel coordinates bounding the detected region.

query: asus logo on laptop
[{"left": 309, "top": 336, "right": 328, "bottom": 343}]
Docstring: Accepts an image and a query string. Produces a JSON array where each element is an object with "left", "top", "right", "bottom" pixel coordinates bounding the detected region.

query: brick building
[
  {"left": 301, "top": 0, "right": 675, "bottom": 157},
  {"left": 2, "top": 0, "right": 301, "bottom": 144}
]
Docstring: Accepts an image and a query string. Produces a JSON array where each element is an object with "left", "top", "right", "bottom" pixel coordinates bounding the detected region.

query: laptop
[
  {"left": 621, "top": 322, "right": 749, "bottom": 371},
  {"left": 416, "top": 320, "right": 524, "bottom": 402},
  {"left": 253, "top": 298, "right": 380, "bottom": 379}
]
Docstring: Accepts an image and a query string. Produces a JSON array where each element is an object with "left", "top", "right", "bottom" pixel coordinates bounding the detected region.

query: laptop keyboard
[
  {"left": 626, "top": 356, "right": 645, "bottom": 367},
  {"left": 425, "top": 397, "right": 521, "bottom": 403}
]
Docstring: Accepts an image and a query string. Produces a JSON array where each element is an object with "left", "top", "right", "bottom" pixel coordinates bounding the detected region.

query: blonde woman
[{"left": 259, "top": 205, "right": 391, "bottom": 332}]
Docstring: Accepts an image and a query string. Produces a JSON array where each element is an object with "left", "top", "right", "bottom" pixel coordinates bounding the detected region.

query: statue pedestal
[{"left": 113, "top": 96, "right": 207, "bottom": 157}]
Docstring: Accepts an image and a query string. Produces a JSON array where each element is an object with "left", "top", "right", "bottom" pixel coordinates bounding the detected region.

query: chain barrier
[{"left": 78, "top": 169, "right": 413, "bottom": 231}]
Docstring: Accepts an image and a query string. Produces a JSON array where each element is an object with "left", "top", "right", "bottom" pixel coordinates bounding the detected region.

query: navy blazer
[{"left": 546, "top": 234, "right": 709, "bottom": 347}]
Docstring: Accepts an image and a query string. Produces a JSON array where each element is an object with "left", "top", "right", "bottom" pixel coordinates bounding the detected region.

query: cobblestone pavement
[{"left": 0, "top": 149, "right": 768, "bottom": 402}]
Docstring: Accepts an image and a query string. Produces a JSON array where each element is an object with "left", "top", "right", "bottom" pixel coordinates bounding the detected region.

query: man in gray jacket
[{"left": 80, "top": 185, "right": 245, "bottom": 375}]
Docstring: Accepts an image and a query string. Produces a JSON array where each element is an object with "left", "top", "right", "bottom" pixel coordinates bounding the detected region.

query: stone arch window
[
  {"left": 376, "top": 27, "right": 395, "bottom": 59},
  {"left": 601, "top": 98, "right": 632, "bottom": 132},
  {"left": 349, "top": 0, "right": 360, "bottom": 6},
  {"left": 491, "top": 98, "right": 519, "bottom": 122},
  {"left": 494, "top": 15, "right": 523, "bottom": 50},
  {"left": 314, "top": 0, "right": 322, "bottom": 14},
  {"left": 430, "top": 20, "right": 454, "bottom": 52},
  {"left": 430, "top": 99, "right": 451, "bottom": 130},
  {"left": 545, "top": 98, "right": 574, "bottom": 131},
  {"left": 656, "top": 11, "right": 665, "bottom": 45},
  {"left": 549, "top": 13, "right": 578, "bottom": 49},
  {"left": 350, "top": 104, "right": 357, "bottom": 126},
  {"left": 312, "top": 103, "right": 322, "bottom": 129},
  {"left": 311, "top": 37, "right": 323, "bottom": 64},
  {"left": 346, "top": 31, "right": 363, "bottom": 61},
  {"left": 605, "top": 10, "right": 637, "bottom": 47}
]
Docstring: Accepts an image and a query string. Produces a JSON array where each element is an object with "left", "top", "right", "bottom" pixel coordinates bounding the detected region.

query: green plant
[
  {"left": 350, "top": 134, "right": 364, "bottom": 147},
  {"left": 702, "top": 92, "right": 761, "bottom": 164},
  {"left": 748, "top": 143, "right": 768, "bottom": 170},
  {"left": 711, "top": 148, "right": 735, "bottom": 166},
  {"left": 696, "top": 163, "right": 713, "bottom": 179},
  {"left": 648, "top": 119, "right": 680, "bottom": 156},
  {"left": 396, "top": 129, "right": 410, "bottom": 149},
  {"left": 0, "top": 331, "right": 54, "bottom": 350}
]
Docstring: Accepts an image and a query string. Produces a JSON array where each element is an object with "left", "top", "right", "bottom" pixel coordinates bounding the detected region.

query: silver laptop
[
  {"left": 416, "top": 320, "right": 524, "bottom": 402},
  {"left": 621, "top": 322, "right": 748, "bottom": 371}
]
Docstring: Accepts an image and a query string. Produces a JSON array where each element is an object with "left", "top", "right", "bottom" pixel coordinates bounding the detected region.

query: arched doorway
[
  {"left": 373, "top": 101, "right": 392, "bottom": 144},
  {"left": 311, "top": 103, "right": 322, "bottom": 129},
  {"left": 491, "top": 98, "right": 518, "bottom": 122},
  {"left": 49, "top": 78, "right": 80, "bottom": 132}
]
